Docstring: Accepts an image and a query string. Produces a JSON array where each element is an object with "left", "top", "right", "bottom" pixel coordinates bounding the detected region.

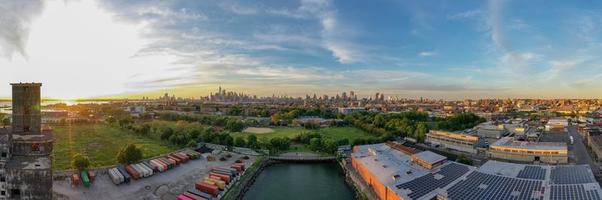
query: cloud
[
  {"left": 448, "top": 10, "right": 484, "bottom": 20},
  {"left": 418, "top": 51, "right": 436, "bottom": 57},
  {"left": 0, "top": 0, "right": 45, "bottom": 58}
]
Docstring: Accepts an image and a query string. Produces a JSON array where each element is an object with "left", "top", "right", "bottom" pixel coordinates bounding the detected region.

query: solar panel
[
  {"left": 551, "top": 166, "right": 596, "bottom": 184},
  {"left": 396, "top": 163, "right": 470, "bottom": 199},
  {"left": 447, "top": 171, "right": 544, "bottom": 200},
  {"left": 517, "top": 166, "right": 546, "bottom": 180},
  {"left": 550, "top": 185, "right": 602, "bottom": 200}
]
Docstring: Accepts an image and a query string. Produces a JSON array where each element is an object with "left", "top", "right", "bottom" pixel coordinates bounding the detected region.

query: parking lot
[{"left": 53, "top": 153, "right": 256, "bottom": 200}]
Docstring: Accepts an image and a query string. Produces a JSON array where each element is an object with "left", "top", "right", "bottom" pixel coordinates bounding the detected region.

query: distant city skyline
[{"left": 2, "top": 0, "right": 602, "bottom": 100}]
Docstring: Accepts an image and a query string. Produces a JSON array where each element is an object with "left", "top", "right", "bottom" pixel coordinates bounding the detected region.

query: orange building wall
[{"left": 352, "top": 157, "right": 402, "bottom": 200}]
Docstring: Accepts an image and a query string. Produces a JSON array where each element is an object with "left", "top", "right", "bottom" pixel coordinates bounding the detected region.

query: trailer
[
  {"left": 108, "top": 168, "right": 124, "bottom": 185},
  {"left": 116, "top": 166, "right": 131, "bottom": 183},
  {"left": 80, "top": 171, "right": 91, "bottom": 187}
]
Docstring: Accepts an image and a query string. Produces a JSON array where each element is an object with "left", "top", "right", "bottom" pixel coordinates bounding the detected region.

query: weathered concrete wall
[{"left": 6, "top": 168, "right": 52, "bottom": 200}]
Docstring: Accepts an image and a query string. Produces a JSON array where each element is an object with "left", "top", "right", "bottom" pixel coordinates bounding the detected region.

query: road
[{"left": 568, "top": 126, "right": 599, "bottom": 173}]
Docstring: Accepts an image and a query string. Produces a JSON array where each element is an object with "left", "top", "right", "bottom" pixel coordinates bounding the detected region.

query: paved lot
[
  {"left": 53, "top": 154, "right": 256, "bottom": 200},
  {"left": 568, "top": 126, "right": 598, "bottom": 173}
]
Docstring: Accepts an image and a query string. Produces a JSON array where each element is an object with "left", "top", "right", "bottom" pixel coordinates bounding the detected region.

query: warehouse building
[
  {"left": 488, "top": 137, "right": 568, "bottom": 164},
  {"left": 425, "top": 130, "right": 478, "bottom": 154},
  {"left": 351, "top": 143, "right": 602, "bottom": 200},
  {"left": 546, "top": 118, "right": 569, "bottom": 132}
]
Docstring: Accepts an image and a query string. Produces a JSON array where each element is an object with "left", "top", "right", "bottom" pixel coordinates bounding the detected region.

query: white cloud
[
  {"left": 0, "top": 0, "right": 44, "bottom": 58},
  {"left": 418, "top": 51, "right": 436, "bottom": 57}
]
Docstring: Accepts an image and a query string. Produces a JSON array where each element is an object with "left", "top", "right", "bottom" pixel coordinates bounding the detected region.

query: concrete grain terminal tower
[{"left": 0, "top": 83, "right": 53, "bottom": 199}]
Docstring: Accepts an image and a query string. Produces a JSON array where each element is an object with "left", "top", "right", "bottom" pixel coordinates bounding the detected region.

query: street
[{"left": 568, "top": 126, "right": 599, "bottom": 173}]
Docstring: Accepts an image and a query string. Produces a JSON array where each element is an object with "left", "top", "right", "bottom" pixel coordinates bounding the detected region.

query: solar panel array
[
  {"left": 551, "top": 166, "right": 596, "bottom": 184},
  {"left": 550, "top": 185, "right": 601, "bottom": 200},
  {"left": 517, "top": 166, "right": 547, "bottom": 180},
  {"left": 396, "top": 163, "right": 470, "bottom": 199},
  {"left": 448, "top": 171, "right": 544, "bottom": 200}
]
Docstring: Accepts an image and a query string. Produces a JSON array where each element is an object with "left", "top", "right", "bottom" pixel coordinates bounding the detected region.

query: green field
[
  {"left": 53, "top": 123, "right": 177, "bottom": 170},
  {"left": 230, "top": 126, "right": 376, "bottom": 143}
]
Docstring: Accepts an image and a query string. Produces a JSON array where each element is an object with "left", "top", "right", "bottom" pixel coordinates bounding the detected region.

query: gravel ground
[{"left": 53, "top": 154, "right": 256, "bottom": 200}]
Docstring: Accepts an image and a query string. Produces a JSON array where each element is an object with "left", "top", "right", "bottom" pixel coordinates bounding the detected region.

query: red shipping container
[
  {"left": 178, "top": 152, "right": 190, "bottom": 161},
  {"left": 182, "top": 192, "right": 206, "bottom": 200},
  {"left": 87, "top": 170, "right": 96, "bottom": 182},
  {"left": 177, "top": 194, "right": 194, "bottom": 200},
  {"left": 125, "top": 165, "right": 141, "bottom": 180},
  {"left": 209, "top": 172, "right": 230, "bottom": 183},
  {"left": 195, "top": 182, "right": 219, "bottom": 197},
  {"left": 172, "top": 153, "right": 188, "bottom": 163},
  {"left": 230, "top": 165, "right": 242, "bottom": 172},
  {"left": 71, "top": 173, "right": 81, "bottom": 186},
  {"left": 168, "top": 156, "right": 181, "bottom": 165}
]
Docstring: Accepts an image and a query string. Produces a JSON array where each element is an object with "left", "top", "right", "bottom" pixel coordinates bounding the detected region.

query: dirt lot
[
  {"left": 53, "top": 153, "right": 257, "bottom": 200},
  {"left": 243, "top": 127, "right": 274, "bottom": 134}
]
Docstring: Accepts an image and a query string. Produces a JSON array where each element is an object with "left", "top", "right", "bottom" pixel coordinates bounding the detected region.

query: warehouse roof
[
  {"left": 412, "top": 151, "right": 446, "bottom": 165},
  {"left": 490, "top": 137, "right": 567, "bottom": 151}
]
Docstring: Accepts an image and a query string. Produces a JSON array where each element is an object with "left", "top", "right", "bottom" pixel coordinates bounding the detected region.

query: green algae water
[{"left": 243, "top": 162, "right": 355, "bottom": 200}]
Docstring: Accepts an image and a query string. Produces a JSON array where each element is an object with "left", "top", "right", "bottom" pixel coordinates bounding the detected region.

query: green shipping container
[{"left": 81, "top": 171, "right": 91, "bottom": 187}]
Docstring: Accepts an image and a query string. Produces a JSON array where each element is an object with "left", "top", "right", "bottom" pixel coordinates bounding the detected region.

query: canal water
[{"left": 243, "top": 162, "right": 355, "bottom": 200}]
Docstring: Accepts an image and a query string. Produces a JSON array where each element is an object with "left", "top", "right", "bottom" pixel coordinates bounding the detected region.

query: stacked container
[
  {"left": 188, "top": 190, "right": 212, "bottom": 199},
  {"left": 181, "top": 191, "right": 206, "bottom": 200}
]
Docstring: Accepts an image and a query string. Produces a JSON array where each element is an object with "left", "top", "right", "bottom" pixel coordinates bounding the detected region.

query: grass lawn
[
  {"left": 231, "top": 126, "right": 376, "bottom": 141},
  {"left": 53, "top": 123, "right": 177, "bottom": 170}
]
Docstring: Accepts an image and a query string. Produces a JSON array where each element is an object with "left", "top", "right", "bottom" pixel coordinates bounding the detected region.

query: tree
[
  {"left": 309, "top": 137, "right": 322, "bottom": 151},
  {"left": 226, "top": 119, "right": 245, "bottom": 132},
  {"left": 414, "top": 122, "right": 429, "bottom": 142},
  {"left": 187, "top": 139, "right": 198, "bottom": 148},
  {"left": 117, "top": 144, "right": 143, "bottom": 164},
  {"left": 247, "top": 135, "right": 259, "bottom": 149},
  {"left": 160, "top": 127, "right": 174, "bottom": 140},
  {"left": 323, "top": 139, "right": 338, "bottom": 154},
  {"left": 373, "top": 114, "right": 386, "bottom": 128},
  {"left": 71, "top": 153, "right": 90, "bottom": 171},
  {"left": 234, "top": 137, "right": 246, "bottom": 147}
]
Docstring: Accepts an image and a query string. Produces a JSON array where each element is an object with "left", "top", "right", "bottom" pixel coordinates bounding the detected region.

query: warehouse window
[
  {"left": 10, "top": 189, "right": 19, "bottom": 197},
  {"left": 31, "top": 143, "right": 40, "bottom": 152},
  {"left": 1, "top": 190, "right": 5, "bottom": 196},
  {"left": 1, "top": 152, "right": 5, "bottom": 158}
]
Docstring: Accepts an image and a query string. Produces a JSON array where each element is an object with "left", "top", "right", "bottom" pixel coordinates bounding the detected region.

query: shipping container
[
  {"left": 230, "top": 165, "right": 242, "bottom": 172},
  {"left": 81, "top": 171, "right": 91, "bottom": 187},
  {"left": 209, "top": 172, "right": 231, "bottom": 184},
  {"left": 206, "top": 177, "right": 225, "bottom": 190},
  {"left": 183, "top": 150, "right": 200, "bottom": 159},
  {"left": 150, "top": 159, "right": 166, "bottom": 172},
  {"left": 135, "top": 163, "right": 152, "bottom": 177},
  {"left": 171, "top": 153, "right": 187, "bottom": 163},
  {"left": 233, "top": 163, "right": 246, "bottom": 171},
  {"left": 214, "top": 167, "right": 238, "bottom": 175},
  {"left": 188, "top": 190, "right": 213, "bottom": 199},
  {"left": 182, "top": 191, "right": 206, "bottom": 200},
  {"left": 195, "top": 182, "right": 219, "bottom": 197},
  {"left": 209, "top": 175, "right": 228, "bottom": 185},
  {"left": 154, "top": 158, "right": 169, "bottom": 170},
  {"left": 177, "top": 194, "right": 194, "bottom": 200},
  {"left": 108, "top": 168, "right": 124, "bottom": 185},
  {"left": 211, "top": 168, "right": 235, "bottom": 177},
  {"left": 161, "top": 157, "right": 176, "bottom": 167},
  {"left": 131, "top": 164, "right": 145, "bottom": 178},
  {"left": 87, "top": 170, "right": 95, "bottom": 183},
  {"left": 116, "top": 166, "right": 132, "bottom": 183},
  {"left": 125, "top": 165, "right": 141, "bottom": 180},
  {"left": 143, "top": 161, "right": 159, "bottom": 173},
  {"left": 71, "top": 173, "right": 81, "bottom": 187},
  {"left": 211, "top": 169, "right": 234, "bottom": 178},
  {"left": 177, "top": 152, "right": 190, "bottom": 161},
  {"left": 168, "top": 155, "right": 181, "bottom": 165},
  {"left": 138, "top": 162, "right": 155, "bottom": 176}
]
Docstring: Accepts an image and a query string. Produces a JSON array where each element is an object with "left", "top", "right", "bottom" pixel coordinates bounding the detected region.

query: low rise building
[
  {"left": 488, "top": 137, "right": 568, "bottom": 164},
  {"left": 475, "top": 122, "right": 508, "bottom": 139},
  {"left": 351, "top": 143, "right": 601, "bottom": 200},
  {"left": 545, "top": 118, "right": 568, "bottom": 132},
  {"left": 426, "top": 130, "right": 478, "bottom": 154}
]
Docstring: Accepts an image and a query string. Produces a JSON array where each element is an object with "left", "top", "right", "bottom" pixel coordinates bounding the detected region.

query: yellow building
[
  {"left": 426, "top": 130, "right": 478, "bottom": 154},
  {"left": 488, "top": 137, "right": 567, "bottom": 164}
]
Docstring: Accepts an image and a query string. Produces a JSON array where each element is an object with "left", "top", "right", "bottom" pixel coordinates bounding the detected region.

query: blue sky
[{"left": 1, "top": 0, "right": 602, "bottom": 99}]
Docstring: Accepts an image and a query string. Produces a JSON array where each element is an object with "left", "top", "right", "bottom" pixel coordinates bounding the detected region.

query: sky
[{"left": 1, "top": 0, "right": 602, "bottom": 100}]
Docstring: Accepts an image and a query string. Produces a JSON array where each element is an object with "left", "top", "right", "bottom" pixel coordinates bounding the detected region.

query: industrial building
[
  {"left": 425, "top": 130, "right": 478, "bottom": 154},
  {"left": 0, "top": 83, "right": 54, "bottom": 200},
  {"left": 351, "top": 143, "right": 602, "bottom": 200},
  {"left": 488, "top": 137, "right": 568, "bottom": 164},
  {"left": 546, "top": 118, "right": 569, "bottom": 132},
  {"left": 475, "top": 122, "right": 508, "bottom": 139}
]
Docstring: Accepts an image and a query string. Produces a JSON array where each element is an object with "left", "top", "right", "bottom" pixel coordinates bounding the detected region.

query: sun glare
[{"left": 1, "top": 0, "right": 178, "bottom": 99}]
